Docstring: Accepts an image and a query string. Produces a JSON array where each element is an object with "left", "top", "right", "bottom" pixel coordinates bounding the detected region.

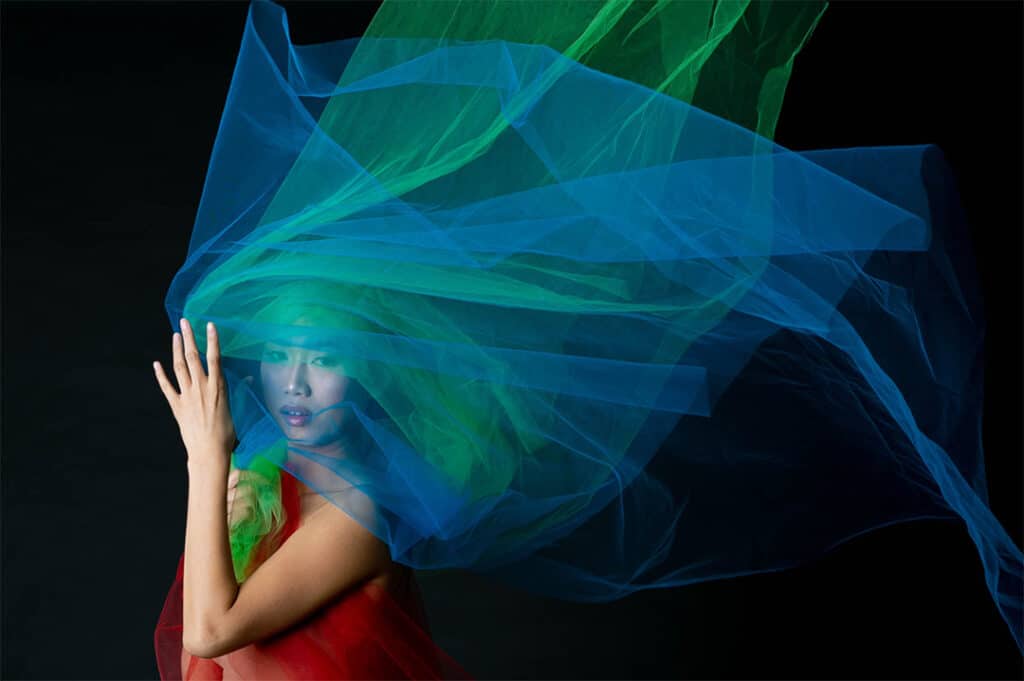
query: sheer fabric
[{"left": 158, "top": 0, "right": 1022, "bottom": 657}]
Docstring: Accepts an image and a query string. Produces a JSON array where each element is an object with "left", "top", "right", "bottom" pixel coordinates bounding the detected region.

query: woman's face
[{"left": 259, "top": 341, "right": 353, "bottom": 448}]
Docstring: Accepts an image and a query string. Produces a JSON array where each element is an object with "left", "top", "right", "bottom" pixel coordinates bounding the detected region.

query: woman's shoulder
[{"left": 292, "top": 497, "right": 411, "bottom": 599}]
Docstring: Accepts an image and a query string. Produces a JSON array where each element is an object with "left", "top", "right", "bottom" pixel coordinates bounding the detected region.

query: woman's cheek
[{"left": 259, "top": 365, "right": 279, "bottom": 393}]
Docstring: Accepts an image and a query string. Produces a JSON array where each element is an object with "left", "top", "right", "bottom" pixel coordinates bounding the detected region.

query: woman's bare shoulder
[{"left": 196, "top": 492, "right": 392, "bottom": 658}]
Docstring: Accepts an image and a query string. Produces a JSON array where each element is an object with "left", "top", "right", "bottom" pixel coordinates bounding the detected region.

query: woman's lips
[{"left": 281, "top": 406, "right": 311, "bottom": 427}]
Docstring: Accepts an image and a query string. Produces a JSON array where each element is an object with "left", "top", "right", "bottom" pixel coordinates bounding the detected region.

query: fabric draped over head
[{"left": 163, "top": 0, "right": 1022, "bottom": 651}]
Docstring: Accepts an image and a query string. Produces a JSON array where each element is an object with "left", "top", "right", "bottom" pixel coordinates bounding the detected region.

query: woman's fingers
[
  {"left": 172, "top": 332, "right": 191, "bottom": 390},
  {"left": 227, "top": 469, "right": 237, "bottom": 518},
  {"left": 179, "top": 318, "right": 206, "bottom": 385},
  {"left": 153, "top": 361, "right": 180, "bottom": 415},
  {"left": 227, "top": 474, "right": 256, "bottom": 524},
  {"left": 206, "top": 321, "right": 222, "bottom": 386}
]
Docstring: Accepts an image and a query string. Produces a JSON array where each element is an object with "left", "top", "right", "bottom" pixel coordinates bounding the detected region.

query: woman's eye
[
  {"left": 313, "top": 356, "right": 340, "bottom": 368},
  {"left": 263, "top": 350, "right": 286, "bottom": 362}
]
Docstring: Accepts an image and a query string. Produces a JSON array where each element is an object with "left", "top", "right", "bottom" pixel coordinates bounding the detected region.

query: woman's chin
[{"left": 285, "top": 429, "right": 340, "bottom": 449}]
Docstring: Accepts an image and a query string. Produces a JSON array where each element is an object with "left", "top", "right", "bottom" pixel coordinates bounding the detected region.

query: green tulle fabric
[
  {"left": 228, "top": 442, "right": 288, "bottom": 583},
  {"left": 181, "top": 0, "right": 829, "bottom": 522},
  {"left": 183, "top": 0, "right": 831, "bottom": 577}
]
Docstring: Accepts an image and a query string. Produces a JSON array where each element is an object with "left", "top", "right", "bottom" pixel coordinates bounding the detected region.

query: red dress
[{"left": 154, "top": 470, "right": 471, "bottom": 680}]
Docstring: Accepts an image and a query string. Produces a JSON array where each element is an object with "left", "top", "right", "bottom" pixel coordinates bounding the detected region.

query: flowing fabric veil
[{"left": 161, "top": 0, "right": 1022, "bottom": 656}]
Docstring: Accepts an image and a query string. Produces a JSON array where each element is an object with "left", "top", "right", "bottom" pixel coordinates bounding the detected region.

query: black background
[{"left": 3, "top": 1, "right": 1021, "bottom": 679}]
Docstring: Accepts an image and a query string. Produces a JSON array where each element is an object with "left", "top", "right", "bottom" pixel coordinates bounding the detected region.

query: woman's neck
[{"left": 285, "top": 433, "right": 366, "bottom": 503}]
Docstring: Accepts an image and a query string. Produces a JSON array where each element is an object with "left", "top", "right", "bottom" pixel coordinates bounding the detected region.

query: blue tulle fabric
[{"left": 164, "top": 0, "right": 1022, "bottom": 651}]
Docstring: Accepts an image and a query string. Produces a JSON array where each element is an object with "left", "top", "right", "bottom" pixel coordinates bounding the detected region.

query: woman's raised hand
[{"left": 153, "top": 318, "right": 236, "bottom": 469}]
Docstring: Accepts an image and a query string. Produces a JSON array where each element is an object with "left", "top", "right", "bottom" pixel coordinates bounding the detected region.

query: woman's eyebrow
[{"left": 265, "top": 346, "right": 334, "bottom": 356}]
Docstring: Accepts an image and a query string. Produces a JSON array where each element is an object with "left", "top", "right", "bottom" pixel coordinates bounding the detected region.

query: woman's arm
[
  {"left": 183, "top": 462, "right": 389, "bottom": 659},
  {"left": 154, "top": 319, "right": 391, "bottom": 659},
  {"left": 181, "top": 454, "right": 236, "bottom": 657}
]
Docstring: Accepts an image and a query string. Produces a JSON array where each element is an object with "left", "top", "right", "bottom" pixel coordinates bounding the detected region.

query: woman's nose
[{"left": 283, "top": 363, "right": 311, "bottom": 396}]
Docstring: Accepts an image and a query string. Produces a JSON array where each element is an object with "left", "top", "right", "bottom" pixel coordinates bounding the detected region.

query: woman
[
  {"left": 153, "top": 317, "right": 469, "bottom": 679},
  {"left": 155, "top": 0, "right": 1022, "bottom": 672}
]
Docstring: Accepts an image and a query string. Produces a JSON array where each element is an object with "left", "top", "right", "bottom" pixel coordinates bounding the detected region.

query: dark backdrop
[{"left": 3, "top": 1, "right": 1021, "bottom": 679}]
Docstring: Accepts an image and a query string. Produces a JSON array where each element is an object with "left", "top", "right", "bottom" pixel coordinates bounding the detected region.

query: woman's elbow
[{"left": 182, "top": 627, "right": 221, "bottom": 659}]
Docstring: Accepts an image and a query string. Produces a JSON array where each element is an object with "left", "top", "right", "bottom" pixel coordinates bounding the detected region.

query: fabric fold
[{"left": 159, "top": 0, "right": 1021, "bottom": 656}]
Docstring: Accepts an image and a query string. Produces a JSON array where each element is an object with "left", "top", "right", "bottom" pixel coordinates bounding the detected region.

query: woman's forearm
[{"left": 183, "top": 451, "right": 238, "bottom": 652}]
